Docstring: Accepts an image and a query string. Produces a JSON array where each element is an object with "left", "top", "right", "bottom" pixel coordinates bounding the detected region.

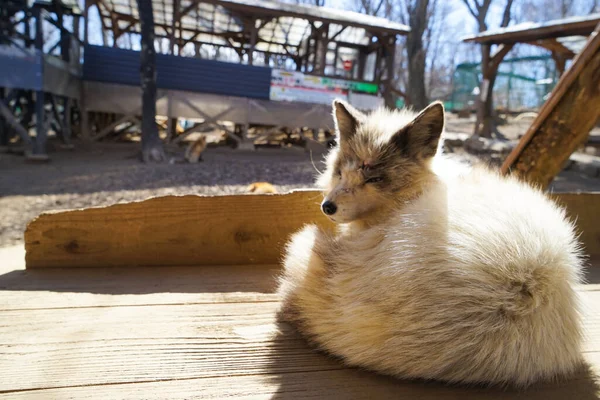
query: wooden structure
[
  {"left": 0, "top": 190, "right": 597, "bottom": 397},
  {"left": 463, "top": 14, "right": 600, "bottom": 138},
  {"left": 80, "top": 0, "right": 408, "bottom": 146},
  {"left": 0, "top": 0, "right": 81, "bottom": 159},
  {"left": 501, "top": 22, "right": 600, "bottom": 188}
]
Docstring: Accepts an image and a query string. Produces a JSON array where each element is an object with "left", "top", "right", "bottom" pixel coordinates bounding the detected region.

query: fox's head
[{"left": 317, "top": 99, "right": 445, "bottom": 224}]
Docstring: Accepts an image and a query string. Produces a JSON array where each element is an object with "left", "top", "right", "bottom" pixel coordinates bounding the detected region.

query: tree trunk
[
  {"left": 137, "top": 0, "right": 166, "bottom": 163},
  {"left": 470, "top": 0, "right": 514, "bottom": 139},
  {"left": 475, "top": 45, "right": 495, "bottom": 138},
  {"left": 406, "top": 0, "right": 429, "bottom": 110}
]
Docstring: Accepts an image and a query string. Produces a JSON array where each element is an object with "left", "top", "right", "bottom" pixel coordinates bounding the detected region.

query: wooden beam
[
  {"left": 501, "top": 23, "right": 600, "bottom": 188},
  {"left": 526, "top": 38, "right": 575, "bottom": 58},
  {"left": 489, "top": 44, "right": 514, "bottom": 69},
  {"left": 463, "top": 17, "right": 600, "bottom": 45},
  {"left": 92, "top": 114, "right": 137, "bottom": 141},
  {"left": 171, "top": 106, "right": 234, "bottom": 143},
  {"left": 25, "top": 191, "right": 335, "bottom": 268},
  {"left": 0, "top": 101, "right": 32, "bottom": 145},
  {"left": 551, "top": 51, "right": 568, "bottom": 76},
  {"left": 23, "top": 190, "right": 600, "bottom": 268},
  {"left": 114, "top": 20, "right": 137, "bottom": 41}
]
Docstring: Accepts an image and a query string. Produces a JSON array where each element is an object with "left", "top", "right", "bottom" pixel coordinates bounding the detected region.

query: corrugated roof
[{"left": 462, "top": 14, "right": 600, "bottom": 44}]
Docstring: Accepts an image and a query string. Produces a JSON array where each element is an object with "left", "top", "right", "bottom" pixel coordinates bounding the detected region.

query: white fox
[{"left": 277, "top": 99, "right": 584, "bottom": 388}]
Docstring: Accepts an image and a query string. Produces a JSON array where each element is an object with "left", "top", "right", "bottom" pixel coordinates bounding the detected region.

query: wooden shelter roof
[
  {"left": 462, "top": 14, "right": 600, "bottom": 45},
  {"left": 92, "top": 0, "right": 408, "bottom": 55}
]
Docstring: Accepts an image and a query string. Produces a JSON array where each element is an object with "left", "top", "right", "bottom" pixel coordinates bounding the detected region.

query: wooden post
[
  {"left": 169, "top": 0, "right": 179, "bottom": 55},
  {"left": 501, "top": 25, "right": 600, "bottom": 189},
  {"left": 24, "top": 8, "right": 31, "bottom": 48},
  {"left": 0, "top": 89, "right": 6, "bottom": 147},
  {"left": 137, "top": 0, "right": 166, "bottom": 162},
  {"left": 73, "top": 15, "right": 80, "bottom": 44},
  {"left": 30, "top": 7, "right": 48, "bottom": 160},
  {"left": 551, "top": 51, "right": 568, "bottom": 76},
  {"left": 383, "top": 34, "right": 396, "bottom": 109},
  {"left": 80, "top": 0, "right": 90, "bottom": 141},
  {"left": 317, "top": 24, "right": 329, "bottom": 74},
  {"left": 83, "top": 0, "right": 89, "bottom": 45},
  {"left": 357, "top": 48, "right": 366, "bottom": 80},
  {"left": 248, "top": 18, "right": 257, "bottom": 66},
  {"left": 63, "top": 97, "right": 72, "bottom": 147},
  {"left": 373, "top": 41, "right": 382, "bottom": 85}
]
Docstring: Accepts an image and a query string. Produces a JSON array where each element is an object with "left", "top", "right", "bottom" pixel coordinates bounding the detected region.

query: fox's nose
[{"left": 322, "top": 201, "right": 337, "bottom": 216}]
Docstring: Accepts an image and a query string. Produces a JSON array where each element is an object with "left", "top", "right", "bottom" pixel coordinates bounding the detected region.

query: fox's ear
[
  {"left": 390, "top": 101, "right": 444, "bottom": 159},
  {"left": 332, "top": 99, "right": 365, "bottom": 142}
]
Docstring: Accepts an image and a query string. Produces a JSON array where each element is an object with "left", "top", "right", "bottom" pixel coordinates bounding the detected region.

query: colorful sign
[{"left": 269, "top": 69, "right": 381, "bottom": 110}]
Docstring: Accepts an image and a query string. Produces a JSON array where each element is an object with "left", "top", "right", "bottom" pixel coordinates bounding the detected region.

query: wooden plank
[
  {"left": 0, "top": 285, "right": 598, "bottom": 397},
  {"left": 24, "top": 191, "right": 600, "bottom": 268},
  {"left": 2, "top": 248, "right": 599, "bottom": 312},
  {"left": 0, "top": 259, "right": 597, "bottom": 317},
  {"left": 0, "top": 263, "right": 278, "bottom": 310},
  {"left": 2, "top": 360, "right": 599, "bottom": 399},
  {"left": 501, "top": 23, "right": 600, "bottom": 188},
  {"left": 25, "top": 191, "right": 334, "bottom": 268},
  {"left": 550, "top": 193, "right": 600, "bottom": 258}
]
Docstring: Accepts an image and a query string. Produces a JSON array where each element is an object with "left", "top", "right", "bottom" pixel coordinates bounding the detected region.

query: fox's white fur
[{"left": 277, "top": 100, "right": 584, "bottom": 388}]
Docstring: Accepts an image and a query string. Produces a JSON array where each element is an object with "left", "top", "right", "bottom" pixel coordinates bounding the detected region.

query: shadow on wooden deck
[
  {"left": 0, "top": 264, "right": 278, "bottom": 295},
  {"left": 264, "top": 326, "right": 600, "bottom": 400}
]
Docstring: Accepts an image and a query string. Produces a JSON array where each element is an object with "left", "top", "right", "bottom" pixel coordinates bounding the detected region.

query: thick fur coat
[{"left": 277, "top": 100, "right": 584, "bottom": 388}]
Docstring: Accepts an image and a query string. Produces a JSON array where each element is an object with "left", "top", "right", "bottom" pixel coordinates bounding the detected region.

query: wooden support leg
[
  {"left": 0, "top": 102, "right": 7, "bottom": 147},
  {"left": 0, "top": 89, "right": 9, "bottom": 147},
  {"left": 28, "top": 91, "right": 49, "bottom": 161},
  {"left": 167, "top": 117, "right": 177, "bottom": 142},
  {"left": 62, "top": 97, "right": 73, "bottom": 149},
  {"left": 0, "top": 100, "right": 32, "bottom": 147}
]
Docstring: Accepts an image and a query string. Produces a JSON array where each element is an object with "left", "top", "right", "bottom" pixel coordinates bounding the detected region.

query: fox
[
  {"left": 276, "top": 99, "right": 584, "bottom": 388},
  {"left": 184, "top": 135, "right": 207, "bottom": 163},
  {"left": 246, "top": 182, "right": 278, "bottom": 194}
]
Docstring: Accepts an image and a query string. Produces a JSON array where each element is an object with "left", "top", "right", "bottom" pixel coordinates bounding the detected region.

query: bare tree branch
[
  {"left": 373, "top": 0, "right": 386, "bottom": 15},
  {"left": 461, "top": 0, "right": 479, "bottom": 19},
  {"left": 501, "top": 0, "right": 514, "bottom": 27}
]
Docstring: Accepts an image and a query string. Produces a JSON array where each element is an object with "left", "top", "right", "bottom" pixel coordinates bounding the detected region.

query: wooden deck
[
  {"left": 0, "top": 245, "right": 599, "bottom": 399},
  {"left": 2, "top": 191, "right": 600, "bottom": 398}
]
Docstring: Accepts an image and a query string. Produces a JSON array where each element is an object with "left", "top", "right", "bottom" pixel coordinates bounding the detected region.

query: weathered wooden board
[
  {"left": 550, "top": 193, "right": 600, "bottom": 259},
  {"left": 0, "top": 261, "right": 599, "bottom": 398},
  {"left": 24, "top": 191, "right": 600, "bottom": 268},
  {"left": 501, "top": 23, "right": 600, "bottom": 188},
  {"left": 0, "top": 262, "right": 279, "bottom": 310},
  {"left": 2, "top": 359, "right": 599, "bottom": 400},
  {"left": 25, "top": 190, "right": 334, "bottom": 268}
]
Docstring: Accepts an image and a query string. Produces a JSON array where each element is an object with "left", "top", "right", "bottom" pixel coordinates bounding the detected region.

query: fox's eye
[{"left": 365, "top": 177, "right": 383, "bottom": 184}]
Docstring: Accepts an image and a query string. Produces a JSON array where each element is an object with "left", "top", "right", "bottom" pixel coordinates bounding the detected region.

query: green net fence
[{"left": 448, "top": 55, "right": 559, "bottom": 113}]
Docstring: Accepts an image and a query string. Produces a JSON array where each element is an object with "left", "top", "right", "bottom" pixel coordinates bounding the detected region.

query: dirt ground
[{"left": 2, "top": 118, "right": 600, "bottom": 248}]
